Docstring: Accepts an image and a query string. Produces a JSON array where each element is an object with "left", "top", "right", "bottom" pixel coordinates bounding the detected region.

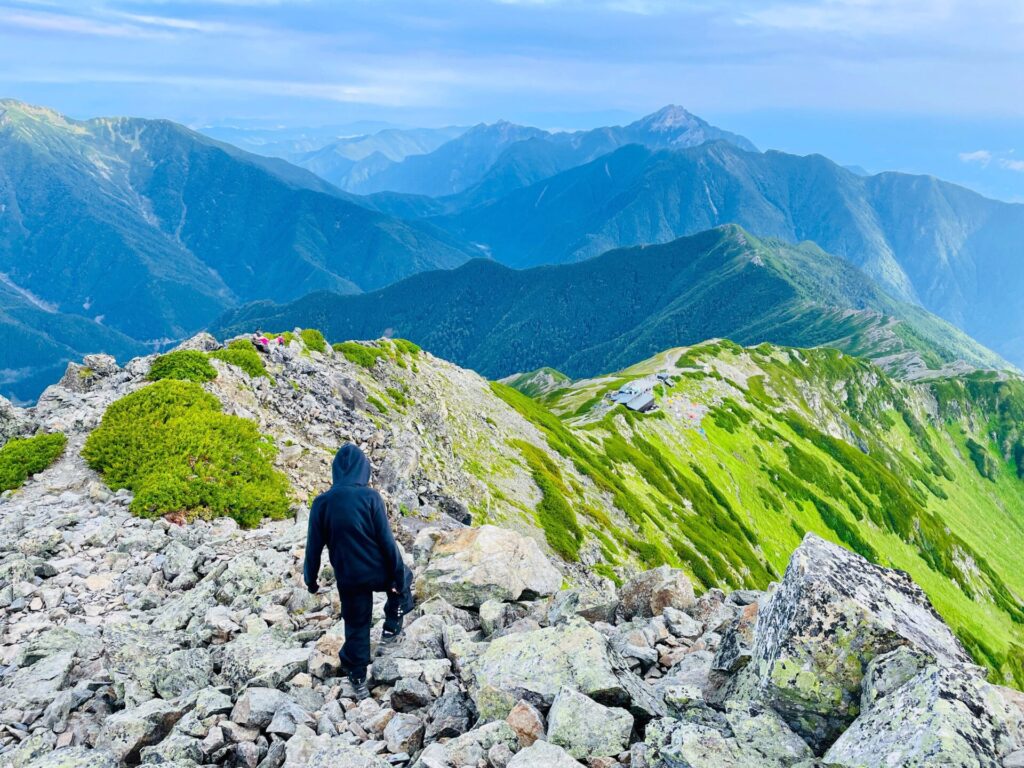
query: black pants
[{"left": 338, "top": 570, "right": 413, "bottom": 680}]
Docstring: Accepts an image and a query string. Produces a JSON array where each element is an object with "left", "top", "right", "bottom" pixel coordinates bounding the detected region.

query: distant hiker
[
  {"left": 276, "top": 335, "right": 285, "bottom": 346},
  {"left": 303, "top": 443, "right": 413, "bottom": 700},
  {"left": 253, "top": 333, "right": 271, "bottom": 352}
]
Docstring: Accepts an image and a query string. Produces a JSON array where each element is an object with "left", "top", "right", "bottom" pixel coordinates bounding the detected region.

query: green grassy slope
[{"left": 486, "top": 340, "right": 1024, "bottom": 687}]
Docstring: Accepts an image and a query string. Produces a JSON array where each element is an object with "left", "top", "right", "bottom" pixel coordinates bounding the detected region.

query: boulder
[
  {"left": 219, "top": 628, "right": 310, "bottom": 688},
  {"left": 304, "top": 740, "right": 392, "bottom": 767},
  {"left": 1, "top": 649, "right": 75, "bottom": 709},
  {"left": 506, "top": 740, "right": 580, "bottom": 767},
  {"left": 645, "top": 703, "right": 811, "bottom": 768},
  {"left": 506, "top": 700, "right": 545, "bottom": 748},
  {"left": 22, "top": 747, "right": 119, "bottom": 768},
  {"left": 824, "top": 663, "right": 1022, "bottom": 767},
  {"left": 153, "top": 648, "right": 213, "bottom": 700},
  {"left": 619, "top": 565, "right": 695, "bottom": 619},
  {"left": 384, "top": 712, "right": 425, "bottom": 754},
  {"left": 729, "top": 534, "right": 971, "bottom": 752},
  {"left": 546, "top": 686, "right": 633, "bottom": 758},
  {"left": 468, "top": 619, "right": 649, "bottom": 720},
  {"left": 416, "top": 525, "right": 562, "bottom": 608},
  {"left": 95, "top": 697, "right": 189, "bottom": 763},
  {"left": 231, "top": 687, "right": 289, "bottom": 728}
]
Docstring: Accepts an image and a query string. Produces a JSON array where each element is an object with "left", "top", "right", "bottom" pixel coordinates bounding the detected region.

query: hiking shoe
[
  {"left": 348, "top": 675, "right": 370, "bottom": 701},
  {"left": 379, "top": 627, "right": 404, "bottom": 648}
]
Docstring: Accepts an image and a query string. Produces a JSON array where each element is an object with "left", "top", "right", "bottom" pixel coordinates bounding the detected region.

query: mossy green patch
[
  {"left": 147, "top": 350, "right": 217, "bottom": 383},
  {"left": 0, "top": 432, "right": 67, "bottom": 491},
  {"left": 334, "top": 341, "right": 386, "bottom": 369},
  {"left": 82, "top": 380, "right": 291, "bottom": 527}
]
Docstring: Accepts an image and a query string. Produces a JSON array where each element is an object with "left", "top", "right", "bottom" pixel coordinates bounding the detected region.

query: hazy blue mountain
[
  {"left": 215, "top": 226, "right": 1006, "bottom": 381},
  {"left": 0, "top": 100, "right": 476, "bottom": 350},
  {"left": 346, "top": 121, "right": 550, "bottom": 196},
  {"left": 0, "top": 277, "right": 146, "bottom": 403},
  {"left": 345, "top": 106, "right": 757, "bottom": 199},
  {"left": 294, "top": 126, "right": 467, "bottom": 188},
  {"left": 198, "top": 120, "right": 400, "bottom": 159},
  {"left": 433, "top": 142, "right": 1024, "bottom": 366}
]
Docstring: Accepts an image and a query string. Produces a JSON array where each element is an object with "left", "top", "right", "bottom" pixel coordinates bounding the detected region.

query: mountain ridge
[{"left": 214, "top": 225, "right": 1009, "bottom": 381}]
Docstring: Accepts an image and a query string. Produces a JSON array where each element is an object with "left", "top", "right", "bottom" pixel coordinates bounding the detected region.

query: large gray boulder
[
  {"left": 506, "top": 740, "right": 580, "bottom": 767},
  {"left": 415, "top": 525, "right": 562, "bottom": 608},
  {"left": 824, "top": 663, "right": 1024, "bottom": 767},
  {"left": 305, "top": 740, "right": 392, "bottom": 767},
  {"left": 22, "top": 747, "right": 119, "bottom": 768},
  {"left": 546, "top": 686, "right": 633, "bottom": 758},
  {"left": 729, "top": 534, "right": 971, "bottom": 752},
  {"left": 219, "top": 627, "right": 310, "bottom": 688},
  {"left": 94, "top": 697, "right": 189, "bottom": 763},
  {"left": 644, "top": 702, "right": 812, "bottom": 768},
  {"left": 619, "top": 565, "right": 695, "bottom": 619},
  {"left": 468, "top": 619, "right": 654, "bottom": 721}
]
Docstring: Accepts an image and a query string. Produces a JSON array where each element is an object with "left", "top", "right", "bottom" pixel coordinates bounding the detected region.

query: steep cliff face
[{"left": 2, "top": 331, "right": 1024, "bottom": 766}]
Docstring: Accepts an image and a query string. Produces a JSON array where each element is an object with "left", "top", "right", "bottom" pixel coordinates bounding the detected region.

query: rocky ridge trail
[{"left": 1, "top": 335, "right": 1024, "bottom": 767}]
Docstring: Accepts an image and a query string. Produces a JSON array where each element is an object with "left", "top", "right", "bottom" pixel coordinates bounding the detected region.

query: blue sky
[{"left": 1, "top": 0, "right": 1022, "bottom": 200}]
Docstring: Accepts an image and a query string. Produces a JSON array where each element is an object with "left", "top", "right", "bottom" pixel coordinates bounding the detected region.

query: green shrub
[
  {"left": 300, "top": 329, "right": 327, "bottom": 353},
  {"left": 386, "top": 387, "right": 412, "bottom": 408},
  {"left": 0, "top": 432, "right": 67, "bottom": 491},
  {"left": 334, "top": 341, "right": 386, "bottom": 368},
  {"left": 367, "top": 396, "right": 389, "bottom": 414},
  {"left": 82, "top": 380, "right": 291, "bottom": 527},
  {"left": 209, "top": 347, "right": 269, "bottom": 379},
  {"left": 148, "top": 350, "right": 217, "bottom": 383},
  {"left": 392, "top": 339, "right": 421, "bottom": 356}
]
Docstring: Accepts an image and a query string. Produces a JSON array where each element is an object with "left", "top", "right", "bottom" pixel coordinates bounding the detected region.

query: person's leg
[
  {"left": 382, "top": 569, "right": 414, "bottom": 637},
  {"left": 338, "top": 588, "right": 373, "bottom": 681}
]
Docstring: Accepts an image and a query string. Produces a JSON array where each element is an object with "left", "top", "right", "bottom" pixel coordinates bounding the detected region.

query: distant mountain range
[
  {"left": 214, "top": 226, "right": 1005, "bottom": 380},
  {"left": 5, "top": 97, "right": 1024, "bottom": 401},
  {"left": 415, "top": 142, "right": 1024, "bottom": 366},
  {"left": 0, "top": 99, "right": 476, "bottom": 400}
]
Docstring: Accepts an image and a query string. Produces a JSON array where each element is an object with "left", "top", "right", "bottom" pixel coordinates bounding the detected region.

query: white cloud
[
  {"left": 1001, "top": 158, "right": 1024, "bottom": 172},
  {"left": 0, "top": 8, "right": 170, "bottom": 37},
  {"left": 740, "top": 0, "right": 955, "bottom": 34},
  {"left": 959, "top": 149, "right": 993, "bottom": 166}
]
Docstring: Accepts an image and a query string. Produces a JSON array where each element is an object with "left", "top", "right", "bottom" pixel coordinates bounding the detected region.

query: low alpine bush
[
  {"left": 333, "top": 341, "right": 386, "bottom": 369},
  {"left": 209, "top": 345, "right": 269, "bottom": 379},
  {"left": 82, "top": 380, "right": 291, "bottom": 527},
  {"left": 148, "top": 350, "right": 217, "bottom": 383},
  {"left": 0, "top": 432, "right": 67, "bottom": 491}
]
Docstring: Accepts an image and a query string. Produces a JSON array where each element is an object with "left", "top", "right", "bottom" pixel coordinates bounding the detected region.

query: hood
[{"left": 332, "top": 443, "right": 371, "bottom": 487}]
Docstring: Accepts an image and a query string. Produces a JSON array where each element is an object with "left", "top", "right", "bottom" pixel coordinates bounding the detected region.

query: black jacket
[{"left": 303, "top": 444, "right": 407, "bottom": 593}]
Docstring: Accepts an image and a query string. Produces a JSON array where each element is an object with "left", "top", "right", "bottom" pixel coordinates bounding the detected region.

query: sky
[{"left": 1, "top": 0, "right": 1022, "bottom": 201}]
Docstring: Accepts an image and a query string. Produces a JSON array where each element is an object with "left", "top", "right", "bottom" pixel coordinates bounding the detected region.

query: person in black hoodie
[{"left": 304, "top": 443, "right": 413, "bottom": 699}]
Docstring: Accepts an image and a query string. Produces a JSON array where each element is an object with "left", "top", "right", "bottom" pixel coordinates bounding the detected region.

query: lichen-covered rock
[
  {"left": 824, "top": 664, "right": 1021, "bottom": 767},
  {"left": 729, "top": 534, "right": 971, "bottom": 752},
  {"left": 219, "top": 627, "right": 310, "bottom": 688},
  {"left": 506, "top": 740, "right": 580, "bottom": 767},
  {"left": 468, "top": 620, "right": 639, "bottom": 720},
  {"left": 619, "top": 565, "right": 696, "bottom": 619},
  {"left": 546, "top": 686, "right": 634, "bottom": 758},
  {"left": 426, "top": 722, "right": 519, "bottom": 767},
  {"left": 21, "top": 747, "right": 118, "bottom": 768},
  {"left": 94, "top": 697, "right": 189, "bottom": 763},
  {"left": 645, "top": 703, "right": 811, "bottom": 768},
  {"left": 416, "top": 525, "right": 562, "bottom": 608},
  {"left": 305, "top": 740, "right": 392, "bottom": 767},
  {"left": 0, "top": 649, "right": 75, "bottom": 709},
  {"left": 153, "top": 647, "right": 213, "bottom": 700}
]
